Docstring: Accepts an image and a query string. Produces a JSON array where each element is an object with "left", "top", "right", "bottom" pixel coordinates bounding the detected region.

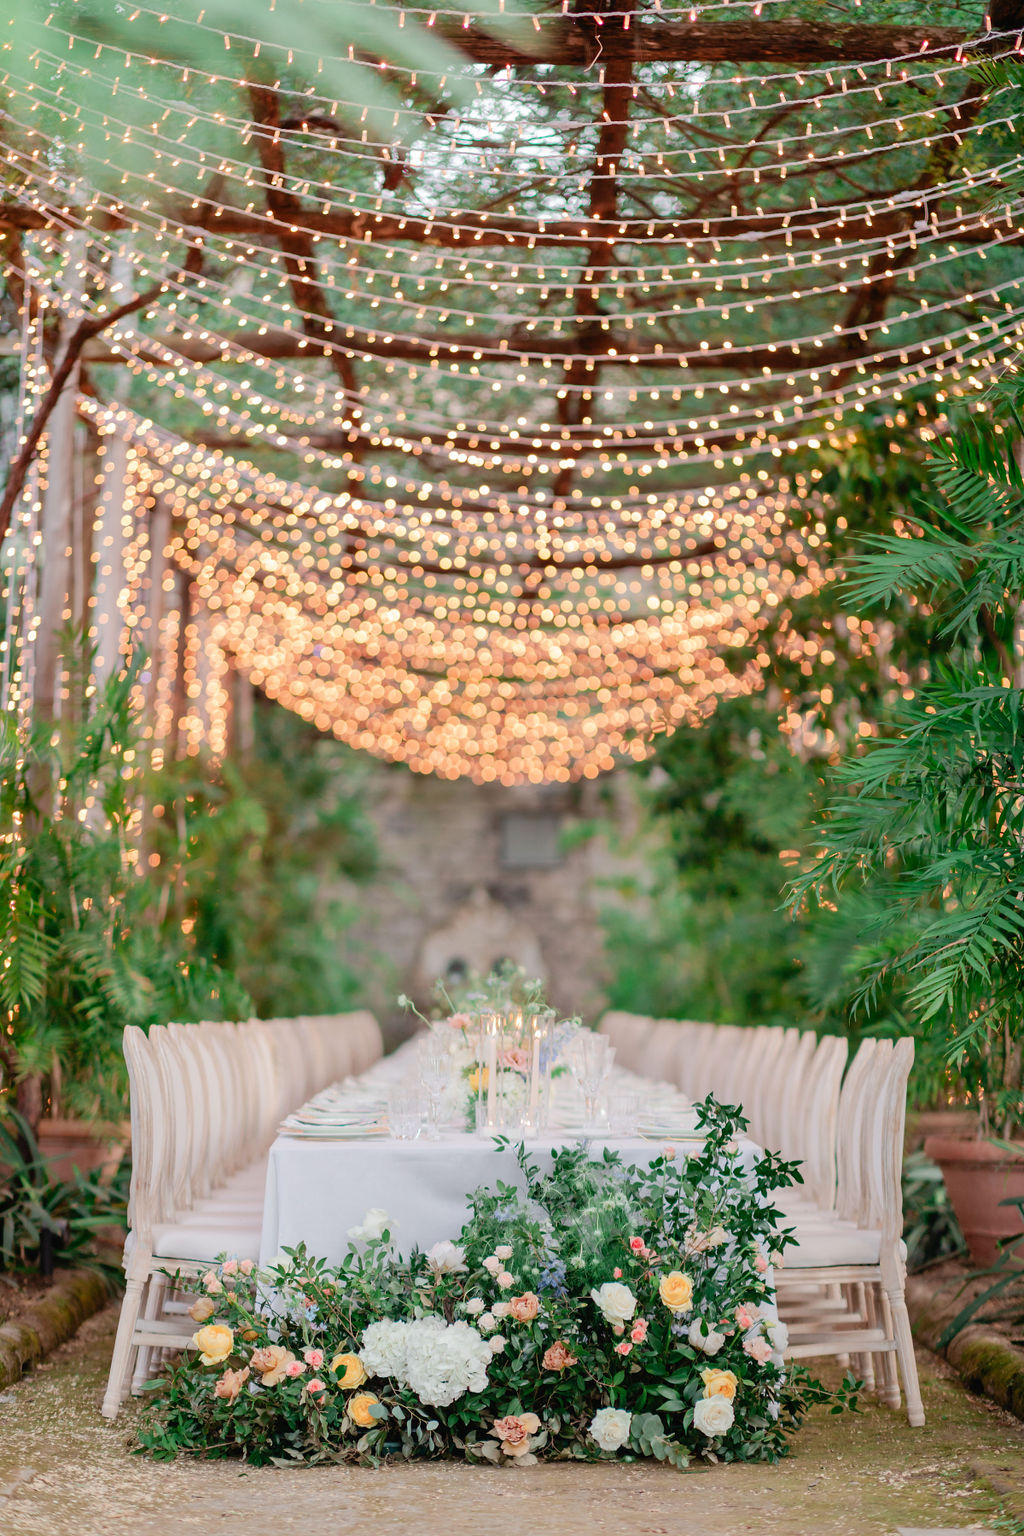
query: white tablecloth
[{"left": 258, "top": 1049, "right": 765, "bottom": 1266}]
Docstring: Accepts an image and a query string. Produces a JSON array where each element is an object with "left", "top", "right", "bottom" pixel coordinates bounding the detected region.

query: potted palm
[{"left": 788, "top": 372, "right": 1024, "bottom": 1266}]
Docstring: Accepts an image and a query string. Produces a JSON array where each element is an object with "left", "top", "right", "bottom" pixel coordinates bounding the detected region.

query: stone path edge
[
  {"left": 0, "top": 1270, "right": 113, "bottom": 1392},
  {"left": 907, "top": 1272, "right": 1024, "bottom": 1421}
]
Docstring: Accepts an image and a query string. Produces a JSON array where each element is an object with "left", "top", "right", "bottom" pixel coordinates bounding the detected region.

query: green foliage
[
  {"left": 601, "top": 696, "right": 826, "bottom": 1024},
  {"left": 139, "top": 1098, "right": 856, "bottom": 1466},
  {"left": 0, "top": 643, "right": 248, "bottom": 1121},
  {"left": 788, "top": 372, "right": 1024, "bottom": 1135},
  {"left": 901, "top": 1151, "right": 966, "bottom": 1273},
  {"left": 0, "top": 1111, "right": 129, "bottom": 1279},
  {"left": 147, "top": 701, "right": 379, "bottom": 1018}
]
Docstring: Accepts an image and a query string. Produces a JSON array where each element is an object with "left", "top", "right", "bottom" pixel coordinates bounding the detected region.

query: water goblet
[
  {"left": 388, "top": 1084, "right": 421, "bottom": 1141},
  {"left": 571, "top": 1032, "right": 615, "bottom": 1130},
  {"left": 419, "top": 1042, "right": 450, "bottom": 1141}
]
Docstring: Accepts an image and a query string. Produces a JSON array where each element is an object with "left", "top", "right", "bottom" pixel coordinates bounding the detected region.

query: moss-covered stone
[
  {"left": 907, "top": 1271, "right": 1024, "bottom": 1423},
  {"left": 0, "top": 1270, "right": 110, "bottom": 1393}
]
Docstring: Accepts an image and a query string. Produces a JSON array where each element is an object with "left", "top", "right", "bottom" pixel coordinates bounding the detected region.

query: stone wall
[{"left": 335, "top": 763, "right": 652, "bottom": 1045}]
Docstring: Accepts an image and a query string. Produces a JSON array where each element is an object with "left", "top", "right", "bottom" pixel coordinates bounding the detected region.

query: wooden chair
[{"left": 775, "top": 1038, "right": 924, "bottom": 1426}]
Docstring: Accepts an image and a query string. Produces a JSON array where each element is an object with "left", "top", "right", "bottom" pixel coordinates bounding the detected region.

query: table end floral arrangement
[{"left": 137, "top": 1098, "right": 857, "bottom": 1467}]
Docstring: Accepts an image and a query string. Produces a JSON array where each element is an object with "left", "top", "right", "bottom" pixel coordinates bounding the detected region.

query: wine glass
[
  {"left": 571, "top": 1033, "right": 615, "bottom": 1130},
  {"left": 419, "top": 1042, "right": 450, "bottom": 1141}
]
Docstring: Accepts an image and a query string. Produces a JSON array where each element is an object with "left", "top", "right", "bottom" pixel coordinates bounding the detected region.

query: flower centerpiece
[{"left": 139, "top": 1097, "right": 855, "bottom": 1467}]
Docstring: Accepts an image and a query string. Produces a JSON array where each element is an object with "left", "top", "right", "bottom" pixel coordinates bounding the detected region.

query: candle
[
  {"left": 528, "top": 1026, "right": 541, "bottom": 1131},
  {"left": 485, "top": 1022, "right": 498, "bottom": 1129}
]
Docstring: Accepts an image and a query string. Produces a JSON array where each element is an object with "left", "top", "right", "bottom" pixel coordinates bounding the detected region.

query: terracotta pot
[
  {"left": 906, "top": 1109, "right": 977, "bottom": 1154},
  {"left": 924, "top": 1134, "right": 1024, "bottom": 1268},
  {"left": 34, "top": 1118, "right": 129, "bottom": 1183}
]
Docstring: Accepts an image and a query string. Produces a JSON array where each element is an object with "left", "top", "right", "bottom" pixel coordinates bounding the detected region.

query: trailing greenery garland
[{"left": 138, "top": 1099, "right": 856, "bottom": 1467}]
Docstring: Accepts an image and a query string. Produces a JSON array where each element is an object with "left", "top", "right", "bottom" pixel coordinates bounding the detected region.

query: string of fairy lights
[{"left": 2, "top": 0, "right": 1021, "bottom": 781}]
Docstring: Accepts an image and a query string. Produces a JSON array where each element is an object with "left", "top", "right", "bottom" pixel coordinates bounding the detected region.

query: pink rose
[
  {"left": 744, "top": 1335, "right": 773, "bottom": 1365},
  {"left": 285, "top": 1360, "right": 306, "bottom": 1378},
  {"left": 734, "top": 1304, "right": 758, "bottom": 1331},
  {"left": 239, "top": 1259, "right": 255, "bottom": 1276},
  {"left": 500, "top": 1047, "right": 531, "bottom": 1074},
  {"left": 303, "top": 1348, "right": 325, "bottom": 1369},
  {"left": 628, "top": 1237, "right": 645, "bottom": 1253},
  {"left": 221, "top": 1260, "right": 238, "bottom": 1276},
  {"left": 202, "top": 1270, "right": 223, "bottom": 1295},
  {"left": 448, "top": 1013, "right": 474, "bottom": 1030},
  {"left": 630, "top": 1319, "right": 648, "bottom": 1344},
  {"left": 508, "top": 1292, "right": 540, "bottom": 1323},
  {"left": 755, "top": 1254, "right": 769, "bottom": 1273},
  {"left": 613, "top": 1268, "right": 623, "bottom": 1279},
  {"left": 615, "top": 1341, "right": 633, "bottom": 1356},
  {"left": 491, "top": 1302, "right": 511, "bottom": 1319},
  {"left": 612, "top": 1323, "right": 625, "bottom": 1337},
  {"left": 482, "top": 1256, "right": 502, "bottom": 1275},
  {"left": 307, "top": 1378, "right": 326, "bottom": 1394},
  {"left": 542, "top": 1341, "right": 577, "bottom": 1372},
  {"left": 496, "top": 1272, "right": 515, "bottom": 1290}
]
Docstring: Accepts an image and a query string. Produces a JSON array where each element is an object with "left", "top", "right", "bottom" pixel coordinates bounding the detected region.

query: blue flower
[{"left": 538, "top": 1258, "right": 568, "bottom": 1297}]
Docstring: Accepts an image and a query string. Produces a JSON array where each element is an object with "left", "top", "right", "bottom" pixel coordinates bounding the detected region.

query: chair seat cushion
[
  {"left": 783, "top": 1222, "right": 882, "bottom": 1269},
  {"left": 153, "top": 1221, "right": 261, "bottom": 1262}
]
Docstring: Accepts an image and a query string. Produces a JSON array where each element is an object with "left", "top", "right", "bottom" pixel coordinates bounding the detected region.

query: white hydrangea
[{"left": 360, "top": 1317, "right": 492, "bottom": 1408}]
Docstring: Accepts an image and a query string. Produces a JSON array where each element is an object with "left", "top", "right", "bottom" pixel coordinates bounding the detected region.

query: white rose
[
  {"left": 478, "top": 1311, "right": 496, "bottom": 1332},
  {"left": 491, "top": 1301, "right": 511, "bottom": 1319},
  {"left": 489, "top": 1335, "right": 507, "bottom": 1355},
  {"left": 426, "top": 1240, "right": 467, "bottom": 1275},
  {"left": 495, "top": 1245, "right": 513, "bottom": 1260},
  {"left": 589, "top": 1406, "right": 633, "bottom": 1453},
  {"left": 482, "top": 1256, "right": 502, "bottom": 1275},
  {"left": 706, "top": 1225, "right": 728, "bottom": 1249},
  {"left": 687, "top": 1318, "right": 726, "bottom": 1356},
  {"left": 767, "top": 1320, "right": 788, "bottom": 1358},
  {"left": 347, "top": 1208, "right": 390, "bottom": 1242},
  {"left": 590, "top": 1281, "right": 637, "bottom": 1328},
  {"left": 496, "top": 1271, "right": 515, "bottom": 1290},
  {"left": 693, "top": 1395, "right": 735, "bottom": 1438},
  {"left": 464, "top": 1298, "right": 486, "bottom": 1315}
]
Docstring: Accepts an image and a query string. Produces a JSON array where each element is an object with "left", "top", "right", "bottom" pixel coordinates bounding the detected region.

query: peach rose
[
  {"left": 303, "top": 1348, "right": 325, "bottom": 1370},
  {"left": 250, "top": 1345, "right": 296, "bottom": 1387},
  {"left": 541, "top": 1341, "right": 577, "bottom": 1372},
  {"left": 701, "top": 1367, "right": 739, "bottom": 1400},
  {"left": 508, "top": 1292, "right": 540, "bottom": 1323},
  {"left": 744, "top": 1334, "right": 773, "bottom": 1365},
  {"left": 214, "top": 1365, "right": 250, "bottom": 1402},
  {"left": 501, "top": 1047, "right": 531, "bottom": 1074},
  {"left": 491, "top": 1411, "right": 541, "bottom": 1457},
  {"left": 615, "top": 1340, "right": 632, "bottom": 1356},
  {"left": 201, "top": 1270, "right": 223, "bottom": 1295},
  {"left": 735, "top": 1303, "right": 759, "bottom": 1331},
  {"left": 188, "top": 1296, "right": 216, "bottom": 1324},
  {"left": 307, "top": 1378, "right": 326, "bottom": 1395},
  {"left": 448, "top": 1012, "right": 473, "bottom": 1030},
  {"left": 330, "top": 1353, "right": 368, "bottom": 1389},
  {"left": 349, "top": 1392, "right": 382, "bottom": 1429},
  {"left": 630, "top": 1318, "right": 648, "bottom": 1344},
  {"left": 658, "top": 1271, "right": 694, "bottom": 1314},
  {"left": 192, "top": 1324, "right": 234, "bottom": 1366}
]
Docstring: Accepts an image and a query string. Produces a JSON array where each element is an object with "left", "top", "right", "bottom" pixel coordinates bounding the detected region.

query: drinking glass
[
  {"left": 571, "top": 1033, "right": 615, "bottom": 1129},
  {"left": 388, "top": 1084, "right": 421, "bottom": 1140},
  {"left": 608, "top": 1090, "right": 641, "bottom": 1137},
  {"left": 419, "top": 1043, "right": 450, "bottom": 1141}
]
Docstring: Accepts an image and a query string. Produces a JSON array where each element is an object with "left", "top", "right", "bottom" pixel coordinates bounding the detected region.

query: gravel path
[{"left": 0, "top": 1307, "right": 1022, "bottom": 1536}]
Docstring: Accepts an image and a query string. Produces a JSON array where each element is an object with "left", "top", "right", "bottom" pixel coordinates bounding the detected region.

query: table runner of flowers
[{"left": 138, "top": 1100, "right": 856, "bottom": 1467}]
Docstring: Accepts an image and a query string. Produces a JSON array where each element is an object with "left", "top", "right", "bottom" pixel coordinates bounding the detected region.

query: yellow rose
[
  {"left": 187, "top": 1296, "right": 216, "bottom": 1324},
  {"left": 192, "top": 1324, "right": 234, "bottom": 1366},
  {"left": 349, "top": 1392, "right": 382, "bottom": 1429},
  {"left": 468, "top": 1067, "right": 489, "bottom": 1092},
  {"left": 701, "top": 1367, "right": 738, "bottom": 1401},
  {"left": 331, "top": 1352, "right": 368, "bottom": 1389},
  {"left": 658, "top": 1271, "right": 694, "bottom": 1313}
]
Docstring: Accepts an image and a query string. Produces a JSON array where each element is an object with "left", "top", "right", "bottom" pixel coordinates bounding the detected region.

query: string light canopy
[{"left": 2, "top": 0, "right": 1023, "bottom": 782}]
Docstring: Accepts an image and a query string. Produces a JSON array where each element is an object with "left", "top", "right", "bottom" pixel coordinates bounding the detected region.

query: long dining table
[{"left": 258, "top": 1039, "right": 767, "bottom": 1267}]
